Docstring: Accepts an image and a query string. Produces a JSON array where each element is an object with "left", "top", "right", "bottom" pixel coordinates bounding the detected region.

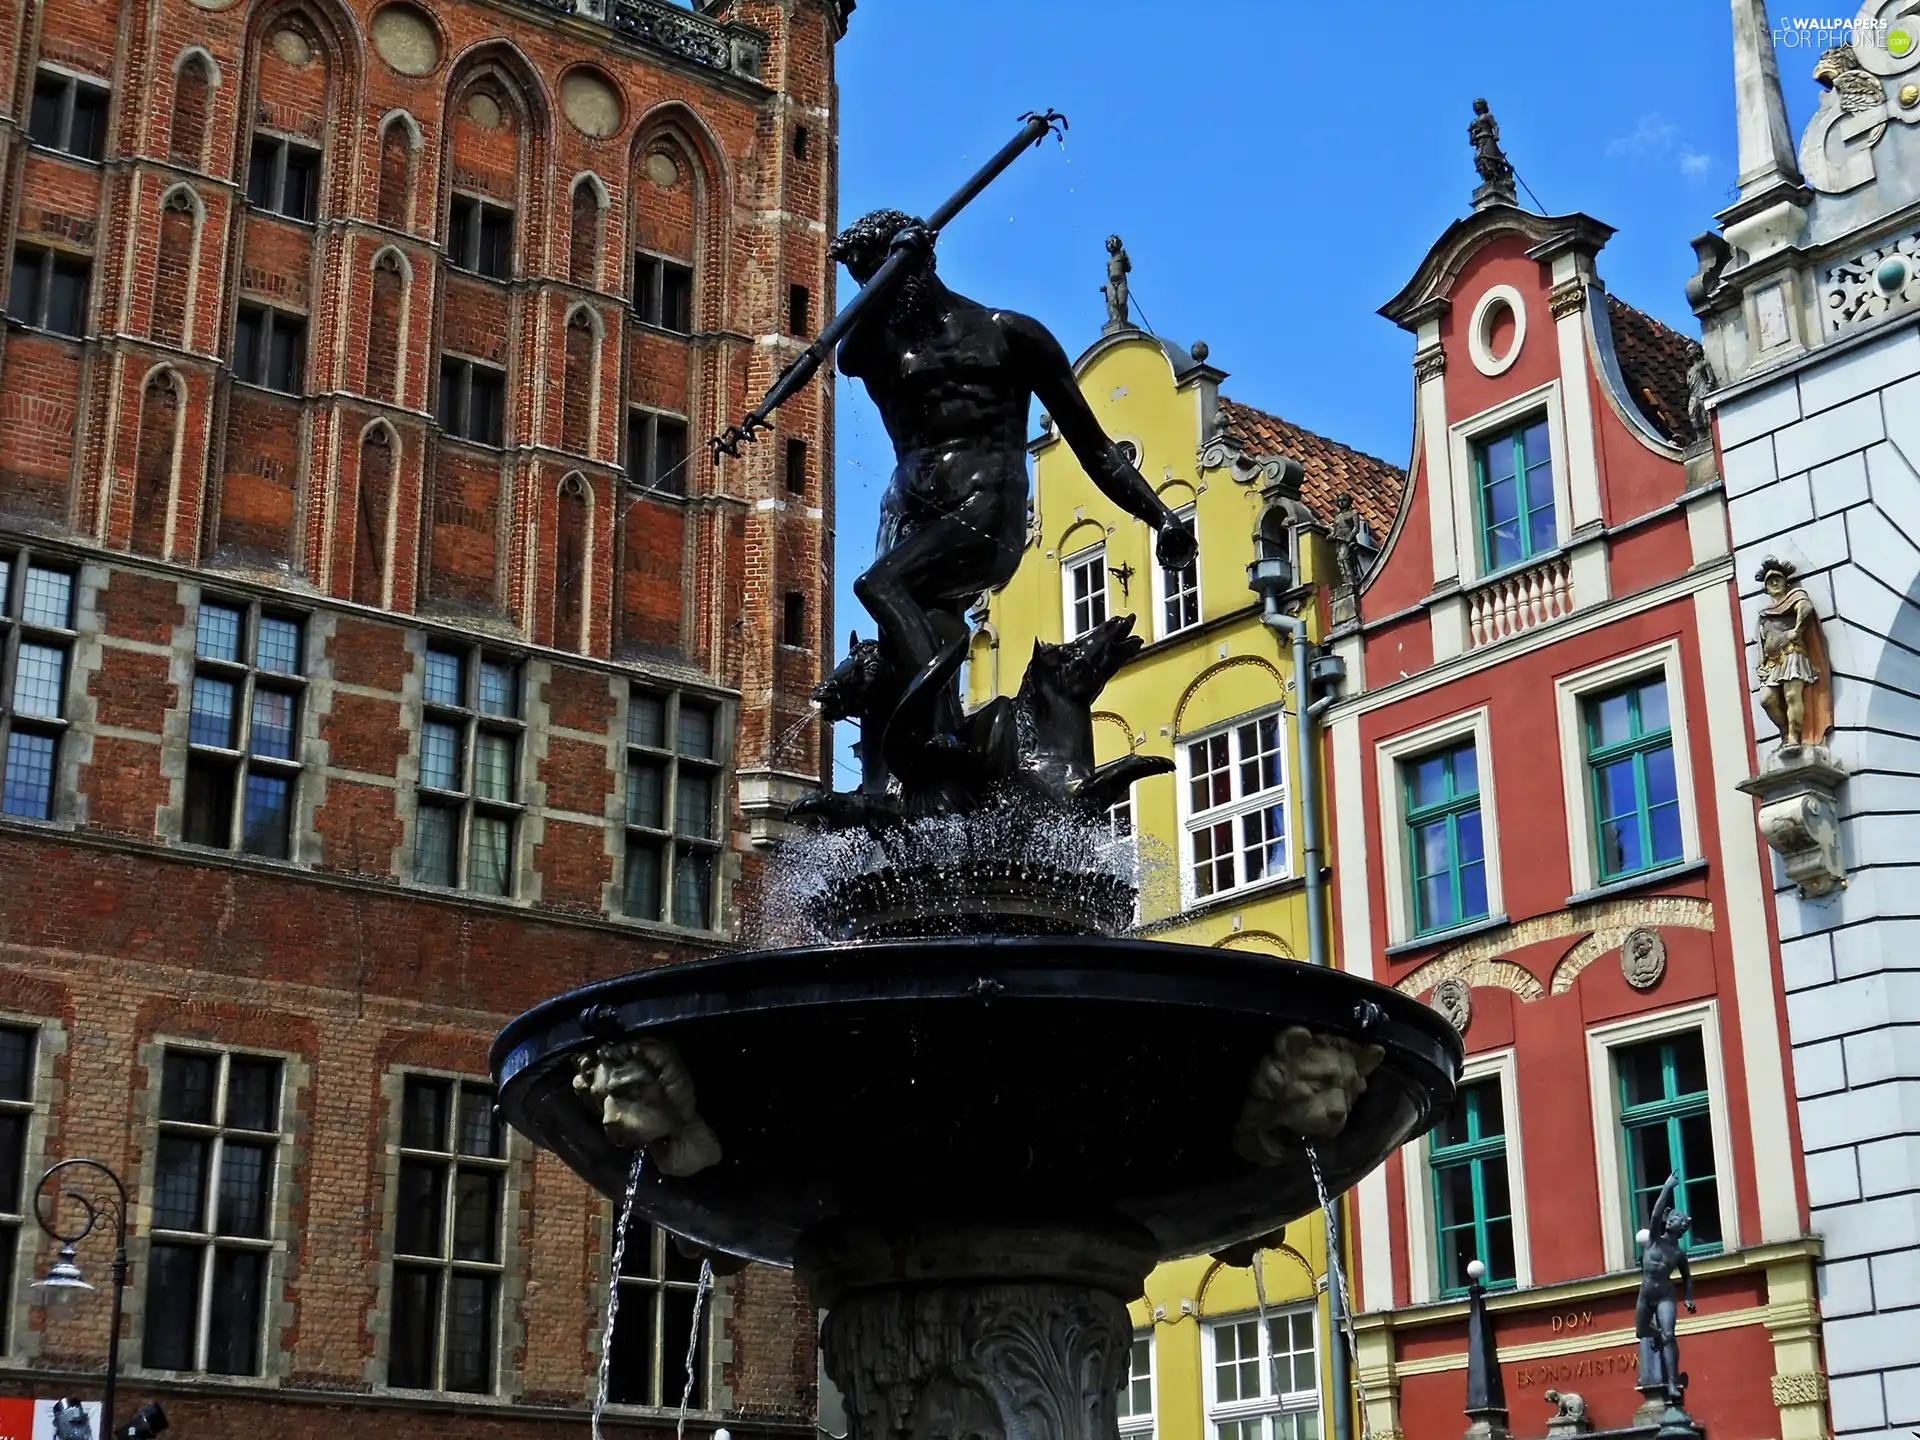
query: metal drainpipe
[{"left": 1258, "top": 590, "right": 1353, "bottom": 1440}]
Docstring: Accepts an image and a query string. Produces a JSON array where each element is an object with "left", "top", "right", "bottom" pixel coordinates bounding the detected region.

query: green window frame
[
  {"left": 1429, "top": 1077, "right": 1515, "bottom": 1297},
  {"left": 1584, "top": 676, "right": 1682, "bottom": 882},
  {"left": 1473, "top": 415, "right": 1554, "bottom": 573},
  {"left": 1617, "top": 1032, "right": 1721, "bottom": 1257},
  {"left": 1403, "top": 739, "right": 1487, "bottom": 936}
]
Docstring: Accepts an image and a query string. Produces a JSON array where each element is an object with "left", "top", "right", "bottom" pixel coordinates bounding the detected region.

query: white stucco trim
[
  {"left": 1373, "top": 706, "right": 1501, "bottom": 949},
  {"left": 1445, "top": 379, "right": 1573, "bottom": 587},
  {"left": 1553, "top": 299, "right": 1604, "bottom": 532},
  {"left": 1551, "top": 640, "right": 1703, "bottom": 898},
  {"left": 1691, "top": 583, "right": 1800, "bottom": 1244},
  {"left": 1401, "top": 1046, "right": 1532, "bottom": 1304},
  {"left": 1420, "top": 365, "right": 1457, "bottom": 586},
  {"left": 1468, "top": 284, "right": 1528, "bottom": 378},
  {"left": 1585, "top": 999, "right": 1741, "bottom": 1273}
]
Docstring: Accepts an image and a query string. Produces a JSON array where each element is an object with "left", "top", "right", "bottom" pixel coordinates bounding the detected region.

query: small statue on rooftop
[
  {"left": 1326, "top": 491, "right": 1376, "bottom": 592},
  {"left": 1754, "top": 556, "right": 1831, "bottom": 750},
  {"left": 1634, "top": 1173, "right": 1696, "bottom": 1415},
  {"left": 1102, "top": 233, "right": 1132, "bottom": 331},
  {"left": 1468, "top": 99, "right": 1517, "bottom": 207}
]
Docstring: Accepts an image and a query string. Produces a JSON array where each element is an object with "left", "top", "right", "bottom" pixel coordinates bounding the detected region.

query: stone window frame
[
  {"left": 0, "top": 1011, "right": 66, "bottom": 1361},
  {"left": 231, "top": 300, "right": 307, "bottom": 395},
  {"left": 125, "top": 1035, "right": 306, "bottom": 1388},
  {"left": 366, "top": 1066, "right": 529, "bottom": 1400},
  {"left": 1551, "top": 640, "right": 1702, "bottom": 901},
  {"left": 1061, "top": 540, "right": 1108, "bottom": 642},
  {"left": 1199, "top": 1302, "right": 1320, "bottom": 1440},
  {"left": 1584, "top": 1000, "right": 1740, "bottom": 1274},
  {"left": 1174, "top": 706, "right": 1293, "bottom": 911},
  {"left": 243, "top": 130, "right": 321, "bottom": 223},
  {"left": 1151, "top": 502, "right": 1201, "bottom": 642},
  {"left": 437, "top": 355, "right": 508, "bottom": 448},
  {"left": 25, "top": 65, "right": 110, "bottom": 163},
  {"left": 6, "top": 241, "right": 92, "bottom": 337},
  {"left": 626, "top": 405, "right": 690, "bottom": 497},
  {"left": 619, "top": 683, "right": 730, "bottom": 932},
  {"left": 412, "top": 642, "right": 526, "bottom": 896},
  {"left": 1117, "top": 1328, "right": 1155, "bottom": 1439},
  {"left": 1442, "top": 379, "right": 1573, "bottom": 589},
  {"left": 447, "top": 192, "right": 514, "bottom": 281},
  {"left": 181, "top": 594, "right": 309, "bottom": 859},
  {"left": 1399, "top": 1045, "right": 1532, "bottom": 1305},
  {"left": 592, "top": 1216, "right": 731, "bottom": 1417},
  {"left": 631, "top": 249, "right": 693, "bottom": 335},
  {"left": 1373, "top": 707, "right": 1504, "bottom": 950},
  {"left": 0, "top": 548, "right": 79, "bottom": 823}
]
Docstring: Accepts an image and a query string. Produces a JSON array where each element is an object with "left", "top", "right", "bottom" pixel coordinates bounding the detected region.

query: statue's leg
[
  {"left": 1658, "top": 1297, "right": 1681, "bottom": 1400},
  {"left": 1784, "top": 679, "right": 1805, "bottom": 747},
  {"left": 1760, "top": 684, "right": 1786, "bottom": 737},
  {"left": 854, "top": 500, "right": 995, "bottom": 736}
]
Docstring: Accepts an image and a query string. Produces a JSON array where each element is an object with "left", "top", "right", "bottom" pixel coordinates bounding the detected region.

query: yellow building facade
[{"left": 965, "top": 325, "right": 1404, "bottom": 1440}]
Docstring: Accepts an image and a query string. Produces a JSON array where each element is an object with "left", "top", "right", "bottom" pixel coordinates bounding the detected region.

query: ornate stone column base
[{"left": 801, "top": 1223, "right": 1155, "bottom": 1440}]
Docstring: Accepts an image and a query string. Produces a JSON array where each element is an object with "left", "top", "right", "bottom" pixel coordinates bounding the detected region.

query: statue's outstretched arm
[
  {"left": 1651, "top": 1171, "right": 1679, "bottom": 1232},
  {"left": 1006, "top": 311, "right": 1172, "bottom": 531}
]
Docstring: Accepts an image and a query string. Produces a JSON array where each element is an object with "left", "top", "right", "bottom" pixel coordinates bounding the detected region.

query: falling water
[
  {"left": 1304, "top": 1144, "right": 1373, "bottom": 1440},
  {"left": 594, "top": 1150, "right": 647, "bottom": 1440},
  {"left": 676, "top": 1257, "right": 715, "bottom": 1440},
  {"left": 1251, "top": 1250, "right": 1278, "bottom": 1398}
]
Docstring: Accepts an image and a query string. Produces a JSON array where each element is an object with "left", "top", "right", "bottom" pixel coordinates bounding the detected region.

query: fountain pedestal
[{"left": 805, "top": 1224, "right": 1153, "bottom": 1440}]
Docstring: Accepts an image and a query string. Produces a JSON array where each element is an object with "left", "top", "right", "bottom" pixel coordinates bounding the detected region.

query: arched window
[
  {"left": 554, "top": 475, "right": 589, "bottom": 651},
  {"left": 561, "top": 310, "right": 596, "bottom": 455},
  {"left": 368, "top": 251, "right": 406, "bottom": 402},
  {"left": 376, "top": 116, "right": 415, "bottom": 230},
  {"left": 354, "top": 427, "right": 393, "bottom": 606},
  {"left": 569, "top": 178, "right": 603, "bottom": 290},
  {"left": 152, "top": 190, "right": 198, "bottom": 347},
  {"left": 132, "top": 372, "right": 183, "bottom": 559},
  {"left": 169, "top": 53, "right": 212, "bottom": 169}
]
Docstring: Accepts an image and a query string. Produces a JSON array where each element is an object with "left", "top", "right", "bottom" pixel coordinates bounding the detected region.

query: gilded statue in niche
[{"left": 1753, "top": 556, "right": 1833, "bottom": 749}]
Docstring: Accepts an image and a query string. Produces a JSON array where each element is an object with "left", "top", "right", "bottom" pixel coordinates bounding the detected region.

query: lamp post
[{"left": 32, "top": 1158, "right": 130, "bottom": 1440}]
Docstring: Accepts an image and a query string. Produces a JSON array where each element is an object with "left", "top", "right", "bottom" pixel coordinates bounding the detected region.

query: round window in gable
[{"left": 1468, "top": 283, "right": 1528, "bottom": 377}]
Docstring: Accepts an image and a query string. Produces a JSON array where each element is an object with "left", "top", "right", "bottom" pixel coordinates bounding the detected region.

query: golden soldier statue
[{"left": 1754, "top": 556, "right": 1832, "bottom": 749}]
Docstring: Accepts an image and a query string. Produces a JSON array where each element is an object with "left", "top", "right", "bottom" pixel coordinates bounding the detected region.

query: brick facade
[{"left": 0, "top": 0, "right": 846, "bottom": 1432}]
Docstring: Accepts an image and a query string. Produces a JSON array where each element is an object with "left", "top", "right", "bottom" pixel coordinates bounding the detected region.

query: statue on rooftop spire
[
  {"left": 1102, "top": 234, "right": 1132, "bottom": 332},
  {"left": 1468, "top": 99, "right": 1518, "bottom": 210}
]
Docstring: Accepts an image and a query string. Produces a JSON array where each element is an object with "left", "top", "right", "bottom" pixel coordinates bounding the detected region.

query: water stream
[
  {"left": 1304, "top": 1144, "right": 1372, "bottom": 1440},
  {"left": 594, "top": 1151, "right": 647, "bottom": 1440},
  {"left": 677, "top": 1257, "right": 715, "bottom": 1440}
]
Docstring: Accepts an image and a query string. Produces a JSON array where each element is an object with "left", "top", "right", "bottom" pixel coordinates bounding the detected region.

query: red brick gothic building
[{"left": 0, "top": 0, "right": 842, "bottom": 1434}]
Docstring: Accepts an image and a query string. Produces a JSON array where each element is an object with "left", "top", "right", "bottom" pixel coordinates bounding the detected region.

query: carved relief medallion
[
  {"left": 1620, "top": 928, "right": 1667, "bottom": 991},
  {"left": 1430, "top": 976, "right": 1472, "bottom": 1033}
]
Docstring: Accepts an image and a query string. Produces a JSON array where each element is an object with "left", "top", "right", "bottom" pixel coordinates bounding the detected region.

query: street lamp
[{"left": 33, "top": 1158, "right": 130, "bottom": 1440}]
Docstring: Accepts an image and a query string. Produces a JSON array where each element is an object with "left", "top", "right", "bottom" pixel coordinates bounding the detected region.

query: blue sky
[{"left": 818, "top": 1, "right": 1828, "bottom": 786}]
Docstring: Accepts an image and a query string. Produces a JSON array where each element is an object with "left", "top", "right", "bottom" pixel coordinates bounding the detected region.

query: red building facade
[
  {"left": 0, "top": 0, "right": 841, "bottom": 1435},
  {"left": 1321, "top": 161, "right": 1828, "bottom": 1438}
]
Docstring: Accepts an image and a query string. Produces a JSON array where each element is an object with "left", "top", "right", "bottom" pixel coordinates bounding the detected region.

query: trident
[{"left": 710, "top": 109, "right": 1068, "bottom": 461}]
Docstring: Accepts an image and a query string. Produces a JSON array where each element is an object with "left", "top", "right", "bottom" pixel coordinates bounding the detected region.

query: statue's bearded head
[{"left": 829, "top": 207, "right": 929, "bottom": 285}]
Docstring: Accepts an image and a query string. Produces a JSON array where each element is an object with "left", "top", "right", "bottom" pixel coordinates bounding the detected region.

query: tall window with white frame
[
  {"left": 1155, "top": 504, "right": 1200, "bottom": 638},
  {"left": 1584, "top": 676, "right": 1682, "bottom": 883},
  {"left": 0, "top": 552, "right": 75, "bottom": 821},
  {"left": 185, "top": 599, "right": 306, "bottom": 858},
  {"left": 1117, "top": 1331, "right": 1154, "bottom": 1440},
  {"left": 1428, "top": 1076, "right": 1514, "bottom": 1296},
  {"left": 0, "top": 1025, "right": 35, "bottom": 1356},
  {"left": 144, "top": 1048, "right": 282, "bottom": 1376},
  {"left": 624, "top": 688, "right": 723, "bottom": 929},
  {"left": 416, "top": 646, "right": 523, "bottom": 895},
  {"left": 1206, "top": 1309, "right": 1319, "bottom": 1440},
  {"left": 388, "top": 1075, "right": 508, "bottom": 1394},
  {"left": 606, "top": 1222, "right": 712, "bottom": 1410},
  {"left": 1184, "top": 714, "right": 1288, "bottom": 904},
  {"left": 1617, "top": 1031, "right": 1721, "bottom": 1255},
  {"left": 1063, "top": 543, "right": 1108, "bottom": 640},
  {"left": 1403, "top": 740, "right": 1487, "bottom": 936},
  {"left": 1474, "top": 415, "right": 1553, "bottom": 573}
]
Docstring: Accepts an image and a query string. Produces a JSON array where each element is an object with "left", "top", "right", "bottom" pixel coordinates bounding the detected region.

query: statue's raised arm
[{"left": 1649, "top": 1170, "right": 1680, "bottom": 1236}]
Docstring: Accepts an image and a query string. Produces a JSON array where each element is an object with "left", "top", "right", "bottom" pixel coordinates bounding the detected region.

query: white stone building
[{"left": 1696, "top": 4, "right": 1920, "bottom": 1434}]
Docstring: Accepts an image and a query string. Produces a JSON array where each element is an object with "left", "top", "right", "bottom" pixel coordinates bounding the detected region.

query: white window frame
[
  {"left": 1373, "top": 707, "right": 1501, "bottom": 949},
  {"left": 1176, "top": 708, "right": 1292, "bottom": 909},
  {"left": 1585, "top": 1000, "right": 1739, "bottom": 1273},
  {"left": 1200, "top": 1306, "right": 1321, "bottom": 1440},
  {"left": 1445, "top": 380, "right": 1571, "bottom": 585},
  {"left": 1553, "top": 640, "right": 1701, "bottom": 898},
  {"left": 1400, "top": 1045, "right": 1531, "bottom": 1305},
  {"left": 1062, "top": 541, "right": 1109, "bottom": 641},
  {"left": 1152, "top": 502, "right": 1201, "bottom": 640},
  {"left": 1117, "top": 1327, "right": 1155, "bottom": 1439}
]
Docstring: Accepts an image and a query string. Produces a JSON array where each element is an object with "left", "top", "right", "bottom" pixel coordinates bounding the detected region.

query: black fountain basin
[{"left": 491, "top": 936, "right": 1462, "bottom": 1266}]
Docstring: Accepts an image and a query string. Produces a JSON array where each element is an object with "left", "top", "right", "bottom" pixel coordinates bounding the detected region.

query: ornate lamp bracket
[{"left": 1737, "top": 748, "right": 1849, "bottom": 899}]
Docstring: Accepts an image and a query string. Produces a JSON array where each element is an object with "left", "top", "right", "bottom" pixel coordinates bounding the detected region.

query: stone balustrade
[{"left": 1466, "top": 552, "right": 1573, "bottom": 649}]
